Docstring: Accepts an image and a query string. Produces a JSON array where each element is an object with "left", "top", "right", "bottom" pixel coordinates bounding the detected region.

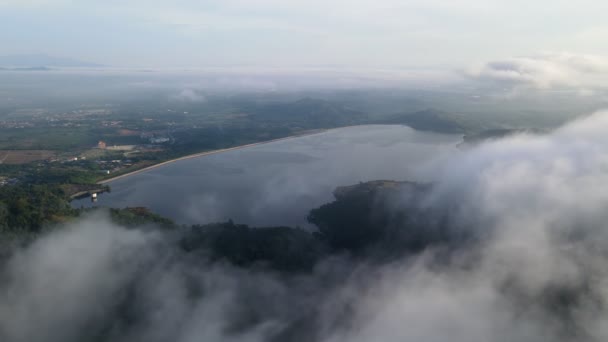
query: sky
[{"left": 1, "top": 0, "right": 607, "bottom": 70}]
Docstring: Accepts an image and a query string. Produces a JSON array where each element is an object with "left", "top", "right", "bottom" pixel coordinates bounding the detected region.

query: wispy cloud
[{"left": 467, "top": 53, "right": 608, "bottom": 92}]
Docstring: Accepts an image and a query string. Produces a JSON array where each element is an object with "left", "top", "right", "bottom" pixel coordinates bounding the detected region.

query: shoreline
[{"left": 97, "top": 128, "right": 331, "bottom": 184}]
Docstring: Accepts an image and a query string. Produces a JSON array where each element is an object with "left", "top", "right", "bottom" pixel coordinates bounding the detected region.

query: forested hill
[
  {"left": 377, "top": 108, "right": 467, "bottom": 133},
  {"left": 0, "top": 180, "right": 459, "bottom": 271},
  {"left": 244, "top": 98, "right": 368, "bottom": 128},
  {"left": 0, "top": 180, "right": 594, "bottom": 342}
]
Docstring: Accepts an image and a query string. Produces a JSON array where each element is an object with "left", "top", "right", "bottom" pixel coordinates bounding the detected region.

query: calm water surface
[{"left": 72, "top": 125, "right": 462, "bottom": 227}]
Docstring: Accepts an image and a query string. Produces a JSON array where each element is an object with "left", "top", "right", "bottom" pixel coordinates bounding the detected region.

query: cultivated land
[{"left": 0, "top": 150, "right": 55, "bottom": 164}]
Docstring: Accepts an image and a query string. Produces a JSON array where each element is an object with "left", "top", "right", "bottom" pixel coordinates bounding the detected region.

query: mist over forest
[
  {"left": 3, "top": 1, "right": 608, "bottom": 340},
  {"left": 3, "top": 111, "right": 608, "bottom": 342}
]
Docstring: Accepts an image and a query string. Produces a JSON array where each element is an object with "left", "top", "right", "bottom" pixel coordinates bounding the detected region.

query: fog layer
[{"left": 3, "top": 111, "right": 608, "bottom": 342}]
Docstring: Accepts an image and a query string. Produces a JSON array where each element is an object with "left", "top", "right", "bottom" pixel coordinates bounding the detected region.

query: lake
[{"left": 72, "top": 125, "right": 462, "bottom": 227}]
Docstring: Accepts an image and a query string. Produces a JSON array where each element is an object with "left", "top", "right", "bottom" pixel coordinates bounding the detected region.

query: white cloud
[
  {"left": 170, "top": 88, "right": 206, "bottom": 102},
  {"left": 468, "top": 53, "right": 608, "bottom": 90}
]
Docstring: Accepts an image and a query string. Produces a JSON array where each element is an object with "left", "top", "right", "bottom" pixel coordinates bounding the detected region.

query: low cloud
[
  {"left": 468, "top": 53, "right": 608, "bottom": 92},
  {"left": 170, "top": 89, "right": 207, "bottom": 102},
  {"left": 4, "top": 111, "right": 608, "bottom": 341}
]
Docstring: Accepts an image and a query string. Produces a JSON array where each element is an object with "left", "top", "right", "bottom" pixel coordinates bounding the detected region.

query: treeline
[
  {"left": 0, "top": 180, "right": 464, "bottom": 272},
  {"left": 180, "top": 181, "right": 464, "bottom": 272},
  {"left": 0, "top": 184, "right": 75, "bottom": 234},
  {"left": 182, "top": 221, "right": 326, "bottom": 272}
]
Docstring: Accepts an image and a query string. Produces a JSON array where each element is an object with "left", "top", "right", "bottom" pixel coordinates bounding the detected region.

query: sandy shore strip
[{"left": 97, "top": 129, "right": 330, "bottom": 184}]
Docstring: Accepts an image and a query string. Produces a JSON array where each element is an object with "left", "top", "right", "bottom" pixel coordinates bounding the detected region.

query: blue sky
[{"left": 1, "top": 0, "right": 607, "bottom": 69}]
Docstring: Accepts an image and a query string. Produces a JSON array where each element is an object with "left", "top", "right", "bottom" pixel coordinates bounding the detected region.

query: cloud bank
[{"left": 468, "top": 53, "right": 608, "bottom": 92}]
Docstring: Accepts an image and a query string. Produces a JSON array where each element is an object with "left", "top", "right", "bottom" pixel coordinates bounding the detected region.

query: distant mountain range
[
  {"left": 246, "top": 98, "right": 368, "bottom": 128},
  {"left": 244, "top": 98, "right": 472, "bottom": 134},
  {"left": 0, "top": 54, "right": 104, "bottom": 68}
]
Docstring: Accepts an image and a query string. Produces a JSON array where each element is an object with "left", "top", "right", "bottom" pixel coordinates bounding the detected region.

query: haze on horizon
[{"left": 1, "top": 0, "right": 607, "bottom": 71}]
